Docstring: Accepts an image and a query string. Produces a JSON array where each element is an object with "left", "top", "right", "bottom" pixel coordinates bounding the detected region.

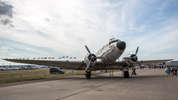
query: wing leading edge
[
  {"left": 2, "top": 59, "right": 173, "bottom": 71},
  {"left": 3, "top": 59, "right": 86, "bottom": 70},
  {"left": 3, "top": 59, "right": 125, "bottom": 70}
]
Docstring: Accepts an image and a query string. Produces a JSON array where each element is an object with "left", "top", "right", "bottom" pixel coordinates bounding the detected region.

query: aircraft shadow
[{"left": 52, "top": 74, "right": 169, "bottom": 81}]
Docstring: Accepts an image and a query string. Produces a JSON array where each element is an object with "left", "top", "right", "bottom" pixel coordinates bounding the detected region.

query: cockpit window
[
  {"left": 109, "top": 38, "right": 119, "bottom": 45},
  {"left": 109, "top": 40, "right": 118, "bottom": 45}
]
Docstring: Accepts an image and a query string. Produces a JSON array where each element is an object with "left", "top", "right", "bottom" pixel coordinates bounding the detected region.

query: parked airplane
[{"left": 3, "top": 38, "right": 172, "bottom": 79}]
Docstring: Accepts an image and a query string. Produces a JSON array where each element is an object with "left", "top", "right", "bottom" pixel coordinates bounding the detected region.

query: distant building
[{"left": 167, "top": 61, "right": 178, "bottom": 67}]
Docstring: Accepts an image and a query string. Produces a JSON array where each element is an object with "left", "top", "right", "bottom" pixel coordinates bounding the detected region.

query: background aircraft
[{"left": 3, "top": 38, "right": 172, "bottom": 79}]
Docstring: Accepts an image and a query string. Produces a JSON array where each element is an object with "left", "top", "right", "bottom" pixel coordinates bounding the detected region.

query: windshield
[
  {"left": 109, "top": 38, "right": 119, "bottom": 45},
  {"left": 109, "top": 40, "right": 118, "bottom": 45}
]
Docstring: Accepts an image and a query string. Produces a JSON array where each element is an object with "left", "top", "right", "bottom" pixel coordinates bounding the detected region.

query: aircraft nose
[{"left": 117, "top": 41, "right": 126, "bottom": 50}]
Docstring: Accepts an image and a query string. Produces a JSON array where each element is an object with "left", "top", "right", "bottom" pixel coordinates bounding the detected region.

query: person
[
  {"left": 165, "top": 67, "right": 169, "bottom": 74},
  {"left": 131, "top": 67, "right": 136, "bottom": 75},
  {"left": 174, "top": 67, "right": 177, "bottom": 76},
  {"left": 170, "top": 66, "right": 174, "bottom": 75},
  {"left": 166, "top": 66, "right": 171, "bottom": 75}
]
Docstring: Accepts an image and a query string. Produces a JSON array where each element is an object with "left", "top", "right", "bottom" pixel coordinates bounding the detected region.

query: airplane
[{"left": 3, "top": 38, "right": 173, "bottom": 79}]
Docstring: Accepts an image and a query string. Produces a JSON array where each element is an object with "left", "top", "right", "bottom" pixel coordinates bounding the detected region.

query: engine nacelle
[
  {"left": 84, "top": 54, "right": 97, "bottom": 66},
  {"left": 122, "top": 55, "right": 138, "bottom": 67},
  {"left": 130, "top": 54, "right": 138, "bottom": 62}
]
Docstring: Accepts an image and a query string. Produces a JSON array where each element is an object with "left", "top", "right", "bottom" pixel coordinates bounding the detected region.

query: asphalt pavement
[{"left": 0, "top": 69, "right": 178, "bottom": 100}]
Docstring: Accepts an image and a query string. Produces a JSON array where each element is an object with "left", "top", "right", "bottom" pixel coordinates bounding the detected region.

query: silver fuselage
[{"left": 95, "top": 39, "right": 125, "bottom": 64}]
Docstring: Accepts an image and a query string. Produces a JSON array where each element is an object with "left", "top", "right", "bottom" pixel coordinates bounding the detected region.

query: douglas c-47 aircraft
[{"left": 3, "top": 38, "right": 173, "bottom": 79}]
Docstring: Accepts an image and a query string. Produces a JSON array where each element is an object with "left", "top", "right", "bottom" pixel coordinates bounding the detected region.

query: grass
[{"left": 0, "top": 69, "right": 86, "bottom": 84}]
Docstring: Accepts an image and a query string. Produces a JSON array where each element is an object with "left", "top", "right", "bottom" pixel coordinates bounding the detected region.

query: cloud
[
  {"left": 0, "top": 0, "right": 13, "bottom": 17},
  {"left": 0, "top": 0, "right": 13, "bottom": 26},
  {"left": 0, "top": 18, "right": 11, "bottom": 25},
  {"left": 0, "top": 37, "right": 61, "bottom": 58}
]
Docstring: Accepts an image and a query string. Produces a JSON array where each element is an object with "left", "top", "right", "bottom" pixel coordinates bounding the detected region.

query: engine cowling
[
  {"left": 130, "top": 54, "right": 138, "bottom": 62},
  {"left": 88, "top": 54, "right": 97, "bottom": 62},
  {"left": 84, "top": 53, "right": 97, "bottom": 65}
]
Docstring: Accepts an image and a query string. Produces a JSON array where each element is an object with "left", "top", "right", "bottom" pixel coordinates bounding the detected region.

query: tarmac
[{"left": 0, "top": 69, "right": 178, "bottom": 100}]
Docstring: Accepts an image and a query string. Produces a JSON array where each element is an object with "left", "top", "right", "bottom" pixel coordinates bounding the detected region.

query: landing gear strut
[
  {"left": 123, "top": 71, "right": 130, "bottom": 78},
  {"left": 85, "top": 71, "right": 91, "bottom": 79}
]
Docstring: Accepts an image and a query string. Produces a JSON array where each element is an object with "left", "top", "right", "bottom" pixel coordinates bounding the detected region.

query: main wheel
[
  {"left": 124, "top": 71, "right": 130, "bottom": 78},
  {"left": 85, "top": 71, "right": 91, "bottom": 79}
]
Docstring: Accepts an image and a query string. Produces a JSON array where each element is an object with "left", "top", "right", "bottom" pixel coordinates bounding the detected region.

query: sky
[{"left": 0, "top": 0, "right": 178, "bottom": 62}]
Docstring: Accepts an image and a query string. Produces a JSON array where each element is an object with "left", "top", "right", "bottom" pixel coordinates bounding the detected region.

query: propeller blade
[
  {"left": 85, "top": 60, "right": 91, "bottom": 71},
  {"left": 85, "top": 45, "right": 91, "bottom": 54},
  {"left": 135, "top": 46, "right": 139, "bottom": 55}
]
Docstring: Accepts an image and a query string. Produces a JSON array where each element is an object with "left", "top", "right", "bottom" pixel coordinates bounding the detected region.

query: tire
[{"left": 85, "top": 71, "right": 91, "bottom": 79}]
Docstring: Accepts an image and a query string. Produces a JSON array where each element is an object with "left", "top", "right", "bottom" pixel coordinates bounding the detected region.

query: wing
[
  {"left": 3, "top": 59, "right": 86, "bottom": 70},
  {"left": 3, "top": 58, "right": 125, "bottom": 70},
  {"left": 94, "top": 59, "right": 174, "bottom": 70},
  {"left": 3, "top": 58, "right": 171, "bottom": 71},
  {"left": 138, "top": 59, "right": 173, "bottom": 65}
]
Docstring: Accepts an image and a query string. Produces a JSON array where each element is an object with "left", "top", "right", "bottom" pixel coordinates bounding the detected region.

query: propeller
[
  {"left": 135, "top": 46, "right": 139, "bottom": 55},
  {"left": 85, "top": 45, "right": 91, "bottom": 54},
  {"left": 85, "top": 60, "right": 91, "bottom": 71},
  {"left": 84, "top": 45, "right": 97, "bottom": 71},
  {"left": 130, "top": 46, "right": 139, "bottom": 62}
]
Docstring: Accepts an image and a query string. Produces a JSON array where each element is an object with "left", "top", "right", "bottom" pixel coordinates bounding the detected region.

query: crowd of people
[
  {"left": 165, "top": 66, "right": 178, "bottom": 76},
  {"left": 131, "top": 65, "right": 178, "bottom": 76}
]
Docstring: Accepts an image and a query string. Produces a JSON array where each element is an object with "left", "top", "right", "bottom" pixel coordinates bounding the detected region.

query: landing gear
[
  {"left": 123, "top": 71, "right": 130, "bottom": 78},
  {"left": 85, "top": 71, "right": 91, "bottom": 79}
]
